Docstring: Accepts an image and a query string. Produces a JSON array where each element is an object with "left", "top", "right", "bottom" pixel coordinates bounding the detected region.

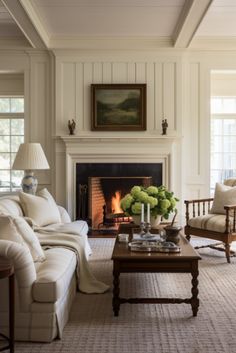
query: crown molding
[
  {"left": 0, "top": 36, "right": 30, "bottom": 49},
  {"left": 190, "top": 36, "right": 236, "bottom": 50},
  {"left": 49, "top": 36, "right": 173, "bottom": 50}
]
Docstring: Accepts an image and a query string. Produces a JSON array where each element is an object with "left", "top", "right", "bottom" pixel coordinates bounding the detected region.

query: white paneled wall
[
  {"left": 54, "top": 52, "right": 183, "bottom": 209},
  {"left": 55, "top": 54, "right": 181, "bottom": 137},
  {"left": 3, "top": 47, "right": 236, "bottom": 220}
]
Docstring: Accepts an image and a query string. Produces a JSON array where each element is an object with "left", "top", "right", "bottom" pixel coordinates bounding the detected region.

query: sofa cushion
[
  {"left": 210, "top": 182, "right": 236, "bottom": 215},
  {"left": 19, "top": 188, "right": 61, "bottom": 227},
  {"left": 33, "top": 248, "right": 76, "bottom": 303},
  {"left": 0, "top": 196, "right": 24, "bottom": 217},
  {"left": 188, "top": 213, "right": 231, "bottom": 233},
  {"left": 0, "top": 214, "right": 45, "bottom": 262}
]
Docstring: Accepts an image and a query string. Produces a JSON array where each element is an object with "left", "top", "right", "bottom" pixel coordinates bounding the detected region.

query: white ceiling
[{"left": 1, "top": 0, "right": 236, "bottom": 50}]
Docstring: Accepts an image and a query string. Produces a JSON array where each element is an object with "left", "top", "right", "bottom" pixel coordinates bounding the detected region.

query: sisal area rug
[{"left": 16, "top": 237, "right": 236, "bottom": 353}]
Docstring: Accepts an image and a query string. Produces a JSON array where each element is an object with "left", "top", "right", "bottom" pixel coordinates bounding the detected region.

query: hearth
[
  {"left": 89, "top": 176, "right": 152, "bottom": 229},
  {"left": 76, "top": 163, "right": 162, "bottom": 231}
]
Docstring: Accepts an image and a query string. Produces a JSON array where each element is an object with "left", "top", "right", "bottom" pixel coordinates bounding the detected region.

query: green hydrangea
[
  {"left": 120, "top": 184, "right": 179, "bottom": 219},
  {"left": 146, "top": 186, "right": 159, "bottom": 196},
  {"left": 131, "top": 202, "right": 142, "bottom": 214},
  {"left": 135, "top": 191, "right": 149, "bottom": 203},
  {"left": 147, "top": 196, "right": 158, "bottom": 208},
  {"left": 170, "top": 197, "right": 176, "bottom": 208},
  {"left": 160, "top": 199, "right": 171, "bottom": 209},
  {"left": 130, "top": 186, "right": 141, "bottom": 198},
  {"left": 120, "top": 194, "right": 133, "bottom": 211}
]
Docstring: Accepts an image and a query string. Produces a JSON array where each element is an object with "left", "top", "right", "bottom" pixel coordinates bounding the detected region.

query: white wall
[
  {"left": 211, "top": 72, "right": 236, "bottom": 96},
  {"left": 183, "top": 52, "right": 236, "bottom": 206},
  {"left": 53, "top": 50, "right": 183, "bottom": 212},
  {"left": 2, "top": 47, "right": 236, "bottom": 221},
  {"left": 0, "top": 73, "right": 24, "bottom": 95},
  {"left": 0, "top": 49, "right": 54, "bottom": 192}
]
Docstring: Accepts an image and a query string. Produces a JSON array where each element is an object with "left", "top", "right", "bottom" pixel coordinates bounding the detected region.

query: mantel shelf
[{"left": 59, "top": 134, "right": 182, "bottom": 144}]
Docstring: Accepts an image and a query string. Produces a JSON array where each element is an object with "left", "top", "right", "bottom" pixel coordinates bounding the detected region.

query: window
[
  {"left": 211, "top": 97, "right": 236, "bottom": 194},
  {"left": 0, "top": 97, "right": 24, "bottom": 192}
]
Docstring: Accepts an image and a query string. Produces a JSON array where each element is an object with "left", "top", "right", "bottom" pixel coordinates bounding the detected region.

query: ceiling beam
[
  {"left": 1, "top": 0, "right": 47, "bottom": 49},
  {"left": 173, "top": 0, "right": 213, "bottom": 48}
]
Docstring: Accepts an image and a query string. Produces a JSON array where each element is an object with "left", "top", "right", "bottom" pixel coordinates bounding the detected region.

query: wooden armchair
[{"left": 184, "top": 197, "right": 236, "bottom": 263}]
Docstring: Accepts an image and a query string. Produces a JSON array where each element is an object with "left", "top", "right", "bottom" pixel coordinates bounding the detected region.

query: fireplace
[
  {"left": 59, "top": 135, "right": 178, "bottom": 224},
  {"left": 76, "top": 163, "right": 162, "bottom": 230},
  {"left": 89, "top": 176, "right": 152, "bottom": 229}
]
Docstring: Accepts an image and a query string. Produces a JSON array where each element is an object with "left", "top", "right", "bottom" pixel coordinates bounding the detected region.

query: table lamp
[{"left": 12, "top": 143, "right": 50, "bottom": 194}]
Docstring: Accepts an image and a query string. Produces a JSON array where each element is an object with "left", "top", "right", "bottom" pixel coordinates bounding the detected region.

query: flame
[{"left": 111, "top": 191, "right": 123, "bottom": 214}]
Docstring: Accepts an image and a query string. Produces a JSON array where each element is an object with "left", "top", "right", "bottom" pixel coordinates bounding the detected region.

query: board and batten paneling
[
  {"left": 29, "top": 54, "right": 52, "bottom": 187},
  {"left": 183, "top": 58, "right": 211, "bottom": 201},
  {"left": 55, "top": 59, "right": 180, "bottom": 136}
]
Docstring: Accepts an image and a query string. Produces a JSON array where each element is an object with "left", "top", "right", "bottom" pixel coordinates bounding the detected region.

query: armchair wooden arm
[
  {"left": 224, "top": 204, "right": 236, "bottom": 232},
  {"left": 184, "top": 198, "right": 214, "bottom": 223}
]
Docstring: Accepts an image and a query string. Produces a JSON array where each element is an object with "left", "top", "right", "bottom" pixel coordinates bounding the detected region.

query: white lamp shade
[{"left": 12, "top": 143, "right": 50, "bottom": 170}]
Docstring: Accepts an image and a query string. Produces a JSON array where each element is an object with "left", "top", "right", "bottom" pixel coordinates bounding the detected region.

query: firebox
[
  {"left": 89, "top": 176, "right": 152, "bottom": 230},
  {"left": 76, "top": 163, "right": 163, "bottom": 231}
]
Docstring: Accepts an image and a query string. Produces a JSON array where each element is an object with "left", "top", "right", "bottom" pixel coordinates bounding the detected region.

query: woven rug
[{"left": 16, "top": 237, "right": 236, "bottom": 353}]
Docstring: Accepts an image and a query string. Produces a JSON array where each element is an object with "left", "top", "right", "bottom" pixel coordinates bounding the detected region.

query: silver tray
[{"left": 128, "top": 241, "right": 180, "bottom": 253}]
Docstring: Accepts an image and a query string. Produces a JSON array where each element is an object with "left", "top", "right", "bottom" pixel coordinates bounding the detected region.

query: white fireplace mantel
[{"left": 59, "top": 134, "right": 181, "bottom": 219}]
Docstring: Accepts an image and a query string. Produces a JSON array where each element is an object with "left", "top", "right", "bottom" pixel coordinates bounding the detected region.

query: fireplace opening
[
  {"left": 89, "top": 176, "right": 152, "bottom": 230},
  {"left": 76, "top": 163, "right": 163, "bottom": 232}
]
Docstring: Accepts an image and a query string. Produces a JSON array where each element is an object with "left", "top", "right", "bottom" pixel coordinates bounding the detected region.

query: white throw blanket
[{"left": 35, "top": 223, "right": 109, "bottom": 294}]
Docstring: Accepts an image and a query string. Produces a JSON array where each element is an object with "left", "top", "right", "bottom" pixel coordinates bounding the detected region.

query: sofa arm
[
  {"left": 57, "top": 205, "right": 71, "bottom": 223},
  {"left": 0, "top": 240, "right": 37, "bottom": 312}
]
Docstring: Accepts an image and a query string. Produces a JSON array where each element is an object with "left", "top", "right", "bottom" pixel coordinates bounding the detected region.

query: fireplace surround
[
  {"left": 76, "top": 163, "right": 162, "bottom": 228},
  {"left": 59, "top": 135, "right": 179, "bottom": 221}
]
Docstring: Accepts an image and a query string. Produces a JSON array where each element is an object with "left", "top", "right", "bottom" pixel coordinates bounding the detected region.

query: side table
[{"left": 0, "top": 257, "right": 15, "bottom": 353}]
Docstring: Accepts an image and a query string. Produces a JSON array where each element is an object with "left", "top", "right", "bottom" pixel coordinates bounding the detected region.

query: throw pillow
[
  {"left": 13, "top": 217, "right": 46, "bottom": 262},
  {"left": 19, "top": 188, "right": 61, "bottom": 227},
  {"left": 210, "top": 182, "right": 236, "bottom": 214},
  {"left": 0, "top": 215, "right": 25, "bottom": 245},
  {"left": 0, "top": 214, "right": 45, "bottom": 262}
]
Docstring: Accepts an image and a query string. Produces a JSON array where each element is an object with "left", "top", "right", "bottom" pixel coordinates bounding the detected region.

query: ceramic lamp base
[{"left": 21, "top": 171, "right": 38, "bottom": 194}]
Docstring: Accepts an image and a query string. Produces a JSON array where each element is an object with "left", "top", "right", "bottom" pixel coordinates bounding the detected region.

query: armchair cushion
[
  {"left": 188, "top": 213, "right": 231, "bottom": 233},
  {"left": 19, "top": 189, "right": 61, "bottom": 227},
  {"left": 210, "top": 182, "right": 236, "bottom": 215},
  {"left": 224, "top": 179, "right": 236, "bottom": 187}
]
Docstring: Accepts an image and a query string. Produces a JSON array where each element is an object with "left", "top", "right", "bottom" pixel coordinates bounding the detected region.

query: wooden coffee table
[{"left": 111, "top": 228, "right": 201, "bottom": 317}]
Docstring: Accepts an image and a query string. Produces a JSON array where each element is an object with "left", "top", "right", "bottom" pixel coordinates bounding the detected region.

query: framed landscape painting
[{"left": 91, "top": 84, "right": 146, "bottom": 131}]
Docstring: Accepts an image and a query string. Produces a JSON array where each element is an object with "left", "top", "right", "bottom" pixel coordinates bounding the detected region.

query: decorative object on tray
[
  {"left": 164, "top": 210, "right": 182, "bottom": 244},
  {"left": 120, "top": 185, "right": 179, "bottom": 238},
  {"left": 118, "top": 233, "right": 129, "bottom": 243},
  {"left": 68, "top": 119, "right": 76, "bottom": 135},
  {"left": 129, "top": 240, "right": 180, "bottom": 253},
  {"left": 91, "top": 83, "right": 146, "bottom": 131}
]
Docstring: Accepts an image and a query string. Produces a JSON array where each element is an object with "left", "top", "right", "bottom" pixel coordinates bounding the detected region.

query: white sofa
[{"left": 0, "top": 193, "right": 89, "bottom": 342}]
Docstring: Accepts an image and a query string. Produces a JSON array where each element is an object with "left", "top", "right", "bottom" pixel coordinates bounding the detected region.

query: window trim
[{"left": 0, "top": 96, "right": 24, "bottom": 194}]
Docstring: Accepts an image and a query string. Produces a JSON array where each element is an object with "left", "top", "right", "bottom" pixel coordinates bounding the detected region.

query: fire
[{"left": 111, "top": 191, "right": 123, "bottom": 214}]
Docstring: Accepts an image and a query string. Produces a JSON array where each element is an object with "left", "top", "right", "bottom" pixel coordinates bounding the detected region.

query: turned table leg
[
  {"left": 112, "top": 262, "right": 120, "bottom": 317},
  {"left": 191, "top": 261, "right": 199, "bottom": 317}
]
